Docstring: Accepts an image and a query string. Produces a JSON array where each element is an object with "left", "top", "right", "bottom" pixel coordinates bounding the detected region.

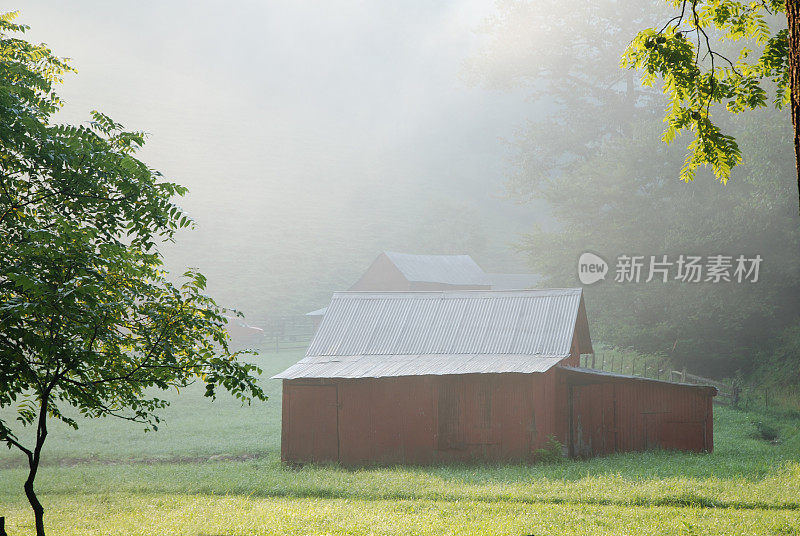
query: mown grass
[
  {"left": 1, "top": 348, "right": 800, "bottom": 535},
  {"left": 0, "top": 349, "right": 302, "bottom": 466}
]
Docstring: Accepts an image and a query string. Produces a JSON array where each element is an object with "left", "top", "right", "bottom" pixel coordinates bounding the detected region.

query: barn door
[
  {"left": 570, "top": 383, "right": 616, "bottom": 457},
  {"left": 284, "top": 384, "right": 339, "bottom": 463}
]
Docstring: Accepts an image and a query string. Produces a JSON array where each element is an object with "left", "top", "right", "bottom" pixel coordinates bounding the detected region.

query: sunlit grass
[
  {"left": 1, "top": 347, "right": 800, "bottom": 535},
  {"left": 4, "top": 494, "right": 800, "bottom": 536}
]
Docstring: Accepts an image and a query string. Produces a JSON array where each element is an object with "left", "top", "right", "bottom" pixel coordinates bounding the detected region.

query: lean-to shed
[{"left": 277, "top": 289, "right": 715, "bottom": 465}]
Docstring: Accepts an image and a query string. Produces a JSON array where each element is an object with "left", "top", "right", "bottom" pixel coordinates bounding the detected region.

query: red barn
[
  {"left": 349, "top": 251, "right": 492, "bottom": 291},
  {"left": 275, "top": 289, "right": 715, "bottom": 465},
  {"left": 305, "top": 251, "right": 542, "bottom": 319}
]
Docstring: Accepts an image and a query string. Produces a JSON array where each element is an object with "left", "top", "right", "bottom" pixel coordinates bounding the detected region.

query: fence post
[
  {"left": 591, "top": 353, "right": 596, "bottom": 369},
  {"left": 681, "top": 367, "right": 686, "bottom": 383},
  {"left": 601, "top": 353, "right": 605, "bottom": 371}
]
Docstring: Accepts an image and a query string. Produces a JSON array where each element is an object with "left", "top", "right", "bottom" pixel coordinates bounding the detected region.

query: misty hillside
[{"left": 21, "top": 0, "right": 552, "bottom": 318}]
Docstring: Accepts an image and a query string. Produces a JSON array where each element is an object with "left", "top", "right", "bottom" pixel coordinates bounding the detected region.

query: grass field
[{"left": 2, "top": 348, "right": 800, "bottom": 535}]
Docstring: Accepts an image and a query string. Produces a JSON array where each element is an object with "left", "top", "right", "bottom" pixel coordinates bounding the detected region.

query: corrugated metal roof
[
  {"left": 274, "top": 288, "right": 588, "bottom": 379},
  {"left": 487, "top": 273, "right": 542, "bottom": 290},
  {"left": 383, "top": 251, "right": 490, "bottom": 286},
  {"left": 559, "top": 366, "right": 719, "bottom": 394}
]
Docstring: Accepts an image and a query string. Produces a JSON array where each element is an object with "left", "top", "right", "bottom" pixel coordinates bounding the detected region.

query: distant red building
[
  {"left": 349, "top": 251, "right": 491, "bottom": 291},
  {"left": 277, "top": 289, "right": 715, "bottom": 465},
  {"left": 305, "top": 251, "right": 542, "bottom": 320}
]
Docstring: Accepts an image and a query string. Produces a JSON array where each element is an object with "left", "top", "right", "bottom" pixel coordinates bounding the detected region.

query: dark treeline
[{"left": 469, "top": 0, "right": 800, "bottom": 382}]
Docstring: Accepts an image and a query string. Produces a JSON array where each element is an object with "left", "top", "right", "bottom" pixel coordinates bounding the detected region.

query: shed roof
[
  {"left": 274, "top": 288, "right": 592, "bottom": 379},
  {"left": 383, "top": 251, "right": 490, "bottom": 286},
  {"left": 558, "top": 366, "right": 718, "bottom": 394}
]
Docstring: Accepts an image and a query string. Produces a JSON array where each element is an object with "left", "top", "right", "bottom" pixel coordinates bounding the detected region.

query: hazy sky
[{"left": 16, "top": 1, "right": 550, "bottom": 316}]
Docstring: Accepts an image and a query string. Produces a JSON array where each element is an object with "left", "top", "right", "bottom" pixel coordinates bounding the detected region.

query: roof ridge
[{"left": 333, "top": 288, "right": 582, "bottom": 298}]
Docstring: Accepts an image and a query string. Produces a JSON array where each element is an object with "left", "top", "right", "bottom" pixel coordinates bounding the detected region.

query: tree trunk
[
  {"left": 23, "top": 397, "right": 50, "bottom": 536},
  {"left": 24, "top": 465, "right": 45, "bottom": 536},
  {"left": 787, "top": 0, "right": 800, "bottom": 211}
]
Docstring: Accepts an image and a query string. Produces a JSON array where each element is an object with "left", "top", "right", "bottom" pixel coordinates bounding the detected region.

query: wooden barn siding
[
  {"left": 561, "top": 370, "right": 714, "bottom": 456},
  {"left": 280, "top": 368, "right": 713, "bottom": 465},
  {"left": 281, "top": 382, "right": 339, "bottom": 463},
  {"left": 282, "top": 372, "right": 562, "bottom": 465},
  {"left": 348, "top": 253, "right": 490, "bottom": 291},
  {"left": 348, "top": 254, "right": 410, "bottom": 291}
]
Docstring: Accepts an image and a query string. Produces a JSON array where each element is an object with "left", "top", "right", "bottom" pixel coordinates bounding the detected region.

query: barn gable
[
  {"left": 349, "top": 252, "right": 491, "bottom": 290},
  {"left": 275, "top": 288, "right": 592, "bottom": 379}
]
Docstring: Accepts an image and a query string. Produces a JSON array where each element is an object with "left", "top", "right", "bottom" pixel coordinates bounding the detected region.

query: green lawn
[{"left": 1, "top": 348, "right": 800, "bottom": 535}]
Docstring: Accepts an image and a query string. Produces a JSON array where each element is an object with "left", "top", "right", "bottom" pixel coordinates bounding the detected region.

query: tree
[
  {"left": 623, "top": 0, "right": 799, "bottom": 209},
  {"left": 467, "top": 0, "right": 667, "bottom": 200},
  {"left": 518, "top": 109, "right": 800, "bottom": 377},
  {"left": 0, "top": 13, "right": 266, "bottom": 536},
  {"left": 471, "top": 0, "right": 800, "bottom": 376}
]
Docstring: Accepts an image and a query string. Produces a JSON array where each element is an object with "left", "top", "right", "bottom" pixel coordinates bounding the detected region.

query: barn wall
[
  {"left": 282, "top": 369, "right": 714, "bottom": 465},
  {"left": 613, "top": 380, "right": 713, "bottom": 453},
  {"left": 281, "top": 379, "right": 339, "bottom": 463},
  {"left": 347, "top": 253, "right": 491, "bottom": 292},
  {"left": 282, "top": 372, "right": 563, "bottom": 465},
  {"left": 560, "top": 369, "right": 714, "bottom": 456},
  {"left": 348, "top": 253, "right": 410, "bottom": 291}
]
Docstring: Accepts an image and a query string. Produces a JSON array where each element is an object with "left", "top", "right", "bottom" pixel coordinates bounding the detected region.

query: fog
[
  {"left": 19, "top": 0, "right": 553, "bottom": 318},
  {"left": 14, "top": 0, "right": 800, "bottom": 379}
]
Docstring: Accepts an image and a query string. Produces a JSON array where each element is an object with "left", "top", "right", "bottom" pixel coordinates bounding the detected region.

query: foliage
[
  {"left": 472, "top": 1, "right": 800, "bottom": 378},
  {"left": 533, "top": 435, "right": 565, "bottom": 463},
  {"left": 622, "top": 0, "right": 789, "bottom": 183},
  {"left": 0, "top": 11, "right": 265, "bottom": 535},
  {"left": 750, "top": 417, "right": 781, "bottom": 441},
  {"left": 752, "top": 322, "right": 800, "bottom": 388},
  {"left": 526, "top": 110, "right": 799, "bottom": 376},
  {"left": 468, "top": 0, "right": 668, "bottom": 201}
]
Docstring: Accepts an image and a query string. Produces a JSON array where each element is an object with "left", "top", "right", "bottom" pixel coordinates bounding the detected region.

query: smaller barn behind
[
  {"left": 349, "top": 251, "right": 491, "bottom": 291},
  {"left": 305, "top": 251, "right": 542, "bottom": 320},
  {"left": 278, "top": 289, "right": 715, "bottom": 465}
]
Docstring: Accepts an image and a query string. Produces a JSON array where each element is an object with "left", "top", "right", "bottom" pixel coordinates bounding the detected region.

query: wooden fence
[
  {"left": 579, "top": 354, "right": 739, "bottom": 406},
  {"left": 669, "top": 370, "right": 740, "bottom": 406},
  {"left": 256, "top": 315, "right": 318, "bottom": 351}
]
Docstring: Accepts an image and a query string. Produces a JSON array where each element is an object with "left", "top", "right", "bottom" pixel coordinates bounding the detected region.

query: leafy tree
[
  {"left": 0, "top": 13, "right": 266, "bottom": 536},
  {"left": 623, "top": 0, "right": 799, "bottom": 208},
  {"left": 472, "top": 1, "right": 800, "bottom": 377},
  {"left": 468, "top": 0, "right": 667, "bottom": 200},
  {"left": 470, "top": 4, "right": 649, "bottom": 242},
  {"left": 520, "top": 109, "right": 800, "bottom": 377}
]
